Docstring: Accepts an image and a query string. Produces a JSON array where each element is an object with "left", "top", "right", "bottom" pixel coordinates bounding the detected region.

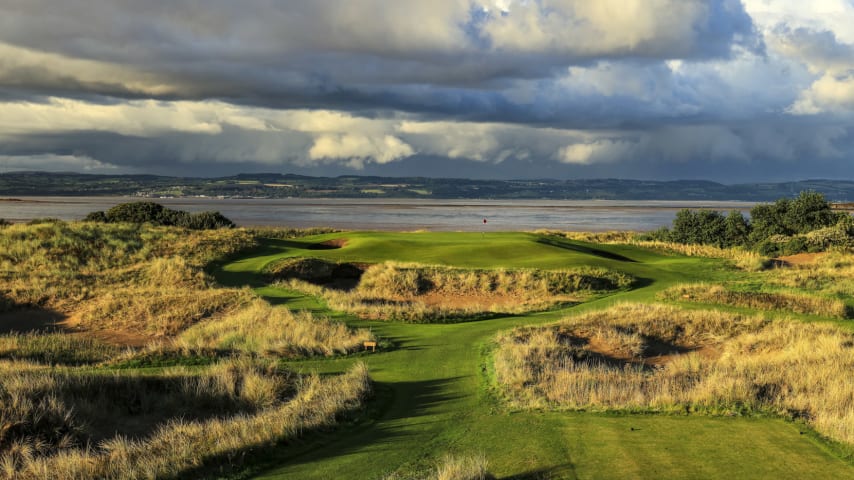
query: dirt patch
[
  {"left": 584, "top": 336, "right": 719, "bottom": 369},
  {"left": 0, "top": 309, "right": 150, "bottom": 348},
  {"left": 775, "top": 252, "right": 825, "bottom": 266},
  {"left": 60, "top": 313, "right": 153, "bottom": 348},
  {"left": 0, "top": 308, "right": 67, "bottom": 334}
]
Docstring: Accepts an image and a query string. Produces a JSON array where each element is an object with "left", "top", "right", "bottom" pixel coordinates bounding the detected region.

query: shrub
[
  {"left": 26, "top": 218, "right": 63, "bottom": 225},
  {"left": 177, "top": 211, "right": 235, "bottom": 230},
  {"left": 82, "top": 211, "right": 107, "bottom": 222},
  {"left": 756, "top": 240, "right": 781, "bottom": 257},
  {"left": 657, "top": 192, "right": 848, "bottom": 254},
  {"left": 93, "top": 202, "right": 234, "bottom": 230},
  {"left": 781, "top": 236, "right": 808, "bottom": 256},
  {"left": 105, "top": 202, "right": 170, "bottom": 224}
]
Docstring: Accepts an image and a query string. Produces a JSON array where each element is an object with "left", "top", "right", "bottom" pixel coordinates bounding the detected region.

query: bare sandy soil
[
  {"left": 776, "top": 252, "right": 825, "bottom": 266},
  {"left": 0, "top": 308, "right": 150, "bottom": 347},
  {"left": 584, "top": 336, "right": 720, "bottom": 369}
]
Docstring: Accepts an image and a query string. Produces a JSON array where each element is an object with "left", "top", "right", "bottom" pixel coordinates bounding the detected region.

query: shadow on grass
[
  {"left": 208, "top": 238, "right": 306, "bottom": 287},
  {"left": 535, "top": 235, "right": 638, "bottom": 263},
  {"left": 503, "top": 464, "right": 578, "bottom": 480},
  {"left": 0, "top": 305, "right": 66, "bottom": 335},
  {"left": 221, "top": 377, "right": 465, "bottom": 479}
]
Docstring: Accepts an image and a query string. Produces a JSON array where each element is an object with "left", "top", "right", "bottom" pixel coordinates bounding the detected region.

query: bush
[
  {"left": 781, "top": 236, "right": 809, "bottom": 256},
  {"left": 105, "top": 201, "right": 170, "bottom": 224},
  {"left": 91, "top": 202, "right": 234, "bottom": 230},
  {"left": 756, "top": 240, "right": 781, "bottom": 257},
  {"left": 750, "top": 191, "right": 846, "bottom": 244},
  {"left": 177, "top": 211, "right": 235, "bottom": 229},
  {"left": 83, "top": 210, "right": 107, "bottom": 222},
  {"left": 0, "top": 218, "right": 10, "bottom": 227},
  {"left": 640, "top": 226, "right": 671, "bottom": 242},
  {"left": 661, "top": 192, "right": 849, "bottom": 254},
  {"left": 27, "top": 218, "right": 63, "bottom": 225}
]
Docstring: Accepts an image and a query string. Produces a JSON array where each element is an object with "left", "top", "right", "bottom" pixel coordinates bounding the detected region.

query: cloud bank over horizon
[{"left": 0, "top": 0, "right": 852, "bottom": 181}]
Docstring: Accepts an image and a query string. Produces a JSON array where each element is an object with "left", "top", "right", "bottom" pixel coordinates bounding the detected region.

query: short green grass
[{"left": 213, "top": 232, "right": 854, "bottom": 480}]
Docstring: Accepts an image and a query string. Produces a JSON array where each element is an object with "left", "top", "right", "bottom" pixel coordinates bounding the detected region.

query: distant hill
[{"left": 2, "top": 171, "right": 854, "bottom": 201}]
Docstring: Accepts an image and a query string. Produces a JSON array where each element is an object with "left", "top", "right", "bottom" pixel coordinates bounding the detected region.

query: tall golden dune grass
[
  {"left": 0, "top": 333, "right": 118, "bottom": 365},
  {"left": 0, "top": 222, "right": 255, "bottom": 315},
  {"left": 358, "top": 262, "right": 632, "bottom": 297},
  {"left": 495, "top": 303, "right": 854, "bottom": 445},
  {"left": 661, "top": 283, "right": 848, "bottom": 318},
  {"left": 276, "top": 261, "right": 632, "bottom": 322},
  {"left": 626, "top": 240, "right": 767, "bottom": 270},
  {"left": 1, "top": 361, "right": 370, "bottom": 479},
  {"left": 556, "top": 230, "right": 638, "bottom": 243},
  {"left": 74, "top": 286, "right": 253, "bottom": 336},
  {"left": 0, "top": 358, "right": 293, "bottom": 464}
]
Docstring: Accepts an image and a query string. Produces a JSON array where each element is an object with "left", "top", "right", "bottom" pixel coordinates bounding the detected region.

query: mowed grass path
[{"left": 214, "top": 232, "right": 854, "bottom": 479}]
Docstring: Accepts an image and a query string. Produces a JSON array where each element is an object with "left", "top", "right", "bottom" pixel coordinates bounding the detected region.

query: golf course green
[{"left": 214, "top": 231, "right": 854, "bottom": 479}]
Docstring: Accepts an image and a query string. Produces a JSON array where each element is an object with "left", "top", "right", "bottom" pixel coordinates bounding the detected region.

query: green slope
[{"left": 213, "top": 232, "right": 854, "bottom": 479}]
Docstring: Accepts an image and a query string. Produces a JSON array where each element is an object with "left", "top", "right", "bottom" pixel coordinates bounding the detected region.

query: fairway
[{"left": 213, "top": 232, "right": 854, "bottom": 479}]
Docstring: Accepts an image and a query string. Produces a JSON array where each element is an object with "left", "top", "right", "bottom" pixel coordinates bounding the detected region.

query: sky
[{"left": 0, "top": 0, "right": 853, "bottom": 182}]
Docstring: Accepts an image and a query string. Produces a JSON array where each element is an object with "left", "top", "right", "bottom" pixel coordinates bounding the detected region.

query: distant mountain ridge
[{"left": 2, "top": 171, "right": 854, "bottom": 201}]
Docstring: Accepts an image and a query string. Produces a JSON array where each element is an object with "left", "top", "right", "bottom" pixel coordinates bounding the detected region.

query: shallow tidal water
[{"left": 0, "top": 196, "right": 755, "bottom": 232}]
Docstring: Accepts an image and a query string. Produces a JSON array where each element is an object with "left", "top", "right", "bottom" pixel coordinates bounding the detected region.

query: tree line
[{"left": 645, "top": 191, "right": 854, "bottom": 256}]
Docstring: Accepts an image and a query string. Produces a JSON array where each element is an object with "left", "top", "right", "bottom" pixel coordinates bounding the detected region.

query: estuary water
[{"left": 0, "top": 196, "right": 755, "bottom": 232}]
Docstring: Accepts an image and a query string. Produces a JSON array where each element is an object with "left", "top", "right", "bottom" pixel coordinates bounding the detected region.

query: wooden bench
[{"left": 363, "top": 341, "right": 377, "bottom": 352}]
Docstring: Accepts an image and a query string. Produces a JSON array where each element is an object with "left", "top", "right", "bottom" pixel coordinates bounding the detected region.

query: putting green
[{"left": 214, "top": 232, "right": 854, "bottom": 479}]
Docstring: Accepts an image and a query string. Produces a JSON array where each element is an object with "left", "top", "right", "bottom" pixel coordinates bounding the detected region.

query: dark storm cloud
[{"left": 0, "top": 1, "right": 762, "bottom": 109}]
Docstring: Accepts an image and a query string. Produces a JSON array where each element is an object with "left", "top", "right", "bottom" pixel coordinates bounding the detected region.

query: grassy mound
[
  {"left": 495, "top": 303, "right": 854, "bottom": 446},
  {"left": 766, "top": 251, "right": 854, "bottom": 297},
  {"left": 277, "top": 261, "right": 633, "bottom": 323},
  {"left": 173, "top": 299, "right": 375, "bottom": 357},
  {"left": 661, "top": 283, "right": 849, "bottom": 318},
  {"left": 0, "top": 221, "right": 255, "bottom": 314}
]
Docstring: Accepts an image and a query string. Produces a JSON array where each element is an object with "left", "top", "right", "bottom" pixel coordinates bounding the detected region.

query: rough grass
[
  {"left": 1, "top": 361, "right": 370, "bottom": 479},
  {"left": 620, "top": 241, "right": 767, "bottom": 271},
  {"left": 357, "top": 262, "right": 632, "bottom": 297},
  {"left": 0, "top": 333, "right": 118, "bottom": 365},
  {"left": 495, "top": 303, "right": 854, "bottom": 446},
  {"left": 277, "top": 261, "right": 632, "bottom": 323},
  {"left": 382, "top": 454, "right": 494, "bottom": 480},
  {"left": 432, "top": 455, "right": 493, "bottom": 480},
  {"left": 766, "top": 251, "right": 854, "bottom": 297},
  {"left": 661, "top": 283, "right": 849, "bottom": 318},
  {"left": 74, "top": 286, "right": 253, "bottom": 336},
  {"left": 0, "top": 222, "right": 256, "bottom": 321}
]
